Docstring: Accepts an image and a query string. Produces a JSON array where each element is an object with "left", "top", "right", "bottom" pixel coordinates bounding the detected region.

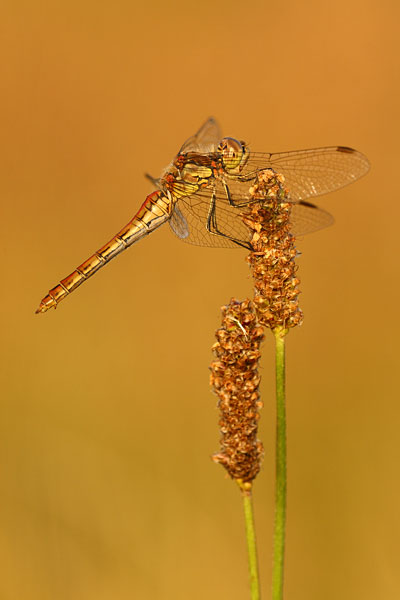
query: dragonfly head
[{"left": 218, "top": 137, "right": 249, "bottom": 173}]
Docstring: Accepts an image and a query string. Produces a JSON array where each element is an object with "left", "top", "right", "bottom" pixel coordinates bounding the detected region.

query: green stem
[
  {"left": 272, "top": 327, "right": 288, "bottom": 600},
  {"left": 241, "top": 485, "right": 261, "bottom": 600}
]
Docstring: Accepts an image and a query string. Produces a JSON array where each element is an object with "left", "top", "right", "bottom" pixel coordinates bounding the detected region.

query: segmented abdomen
[{"left": 36, "top": 191, "right": 172, "bottom": 313}]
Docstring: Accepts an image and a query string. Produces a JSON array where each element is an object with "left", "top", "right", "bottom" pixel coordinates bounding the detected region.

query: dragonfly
[{"left": 36, "top": 117, "right": 370, "bottom": 313}]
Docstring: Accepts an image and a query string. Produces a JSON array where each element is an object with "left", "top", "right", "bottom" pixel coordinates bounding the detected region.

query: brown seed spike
[
  {"left": 243, "top": 169, "right": 303, "bottom": 331},
  {"left": 211, "top": 299, "right": 264, "bottom": 483}
]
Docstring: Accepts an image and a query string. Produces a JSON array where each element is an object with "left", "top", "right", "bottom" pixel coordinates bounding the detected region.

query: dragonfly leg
[
  {"left": 222, "top": 180, "right": 257, "bottom": 209},
  {"left": 227, "top": 168, "right": 279, "bottom": 188},
  {"left": 206, "top": 190, "right": 251, "bottom": 249},
  {"left": 144, "top": 172, "right": 161, "bottom": 188},
  {"left": 223, "top": 181, "right": 247, "bottom": 208}
]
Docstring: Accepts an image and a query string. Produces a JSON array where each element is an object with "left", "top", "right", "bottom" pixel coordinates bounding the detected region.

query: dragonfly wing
[
  {"left": 291, "top": 201, "right": 334, "bottom": 235},
  {"left": 167, "top": 143, "right": 368, "bottom": 248},
  {"left": 169, "top": 205, "right": 190, "bottom": 239},
  {"left": 244, "top": 146, "right": 370, "bottom": 201},
  {"left": 170, "top": 176, "right": 336, "bottom": 248},
  {"left": 179, "top": 117, "right": 222, "bottom": 153},
  {"left": 170, "top": 181, "right": 252, "bottom": 248}
]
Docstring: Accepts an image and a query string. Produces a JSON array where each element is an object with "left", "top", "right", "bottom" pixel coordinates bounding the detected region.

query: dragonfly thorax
[
  {"left": 217, "top": 137, "right": 249, "bottom": 173},
  {"left": 179, "top": 162, "right": 213, "bottom": 184},
  {"left": 162, "top": 162, "right": 213, "bottom": 199}
]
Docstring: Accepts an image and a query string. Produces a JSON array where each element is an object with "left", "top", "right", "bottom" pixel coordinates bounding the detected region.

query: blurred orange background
[{"left": 1, "top": 1, "right": 399, "bottom": 598}]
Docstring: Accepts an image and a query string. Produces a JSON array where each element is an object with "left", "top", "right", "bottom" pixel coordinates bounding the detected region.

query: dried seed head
[
  {"left": 244, "top": 169, "right": 303, "bottom": 331},
  {"left": 211, "top": 299, "right": 264, "bottom": 483}
]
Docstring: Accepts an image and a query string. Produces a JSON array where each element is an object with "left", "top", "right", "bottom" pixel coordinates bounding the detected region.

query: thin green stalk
[
  {"left": 272, "top": 327, "right": 288, "bottom": 600},
  {"left": 241, "top": 485, "right": 261, "bottom": 600}
]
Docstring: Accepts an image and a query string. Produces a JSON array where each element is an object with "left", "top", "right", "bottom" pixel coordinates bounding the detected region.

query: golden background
[{"left": 1, "top": 0, "right": 399, "bottom": 598}]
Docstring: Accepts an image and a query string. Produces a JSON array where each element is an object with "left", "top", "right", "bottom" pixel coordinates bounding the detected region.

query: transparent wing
[
  {"left": 169, "top": 180, "right": 334, "bottom": 248},
  {"left": 244, "top": 146, "right": 370, "bottom": 201},
  {"left": 170, "top": 181, "right": 249, "bottom": 248},
  {"left": 169, "top": 205, "right": 190, "bottom": 239},
  {"left": 179, "top": 117, "right": 222, "bottom": 154},
  {"left": 290, "top": 201, "right": 334, "bottom": 235}
]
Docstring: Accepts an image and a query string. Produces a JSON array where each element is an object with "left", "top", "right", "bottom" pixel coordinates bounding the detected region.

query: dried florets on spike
[
  {"left": 243, "top": 169, "right": 303, "bottom": 331},
  {"left": 211, "top": 298, "right": 264, "bottom": 483}
]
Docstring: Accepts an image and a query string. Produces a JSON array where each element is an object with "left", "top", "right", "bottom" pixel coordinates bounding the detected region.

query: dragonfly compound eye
[{"left": 218, "top": 137, "right": 248, "bottom": 172}]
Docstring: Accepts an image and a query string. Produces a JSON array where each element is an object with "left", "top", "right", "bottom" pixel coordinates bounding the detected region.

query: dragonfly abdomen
[{"left": 36, "top": 191, "right": 172, "bottom": 313}]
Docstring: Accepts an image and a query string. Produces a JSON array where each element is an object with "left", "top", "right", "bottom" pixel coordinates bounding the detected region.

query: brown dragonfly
[{"left": 36, "top": 118, "right": 369, "bottom": 313}]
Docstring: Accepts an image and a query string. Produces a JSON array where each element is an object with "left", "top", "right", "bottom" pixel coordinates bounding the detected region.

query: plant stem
[
  {"left": 241, "top": 484, "right": 261, "bottom": 600},
  {"left": 272, "top": 327, "right": 288, "bottom": 600}
]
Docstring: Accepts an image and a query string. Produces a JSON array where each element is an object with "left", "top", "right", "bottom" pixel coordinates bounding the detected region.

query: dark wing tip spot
[
  {"left": 298, "top": 200, "right": 318, "bottom": 208},
  {"left": 337, "top": 146, "right": 355, "bottom": 154}
]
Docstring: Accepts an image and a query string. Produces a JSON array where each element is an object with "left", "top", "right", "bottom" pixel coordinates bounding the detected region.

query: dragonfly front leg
[
  {"left": 206, "top": 189, "right": 251, "bottom": 249},
  {"left": 221, "top": 180, "right": 256, "bottom": 209},
  {"left": 223, "top": 169, "right": 287, "bottom": 208}
]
